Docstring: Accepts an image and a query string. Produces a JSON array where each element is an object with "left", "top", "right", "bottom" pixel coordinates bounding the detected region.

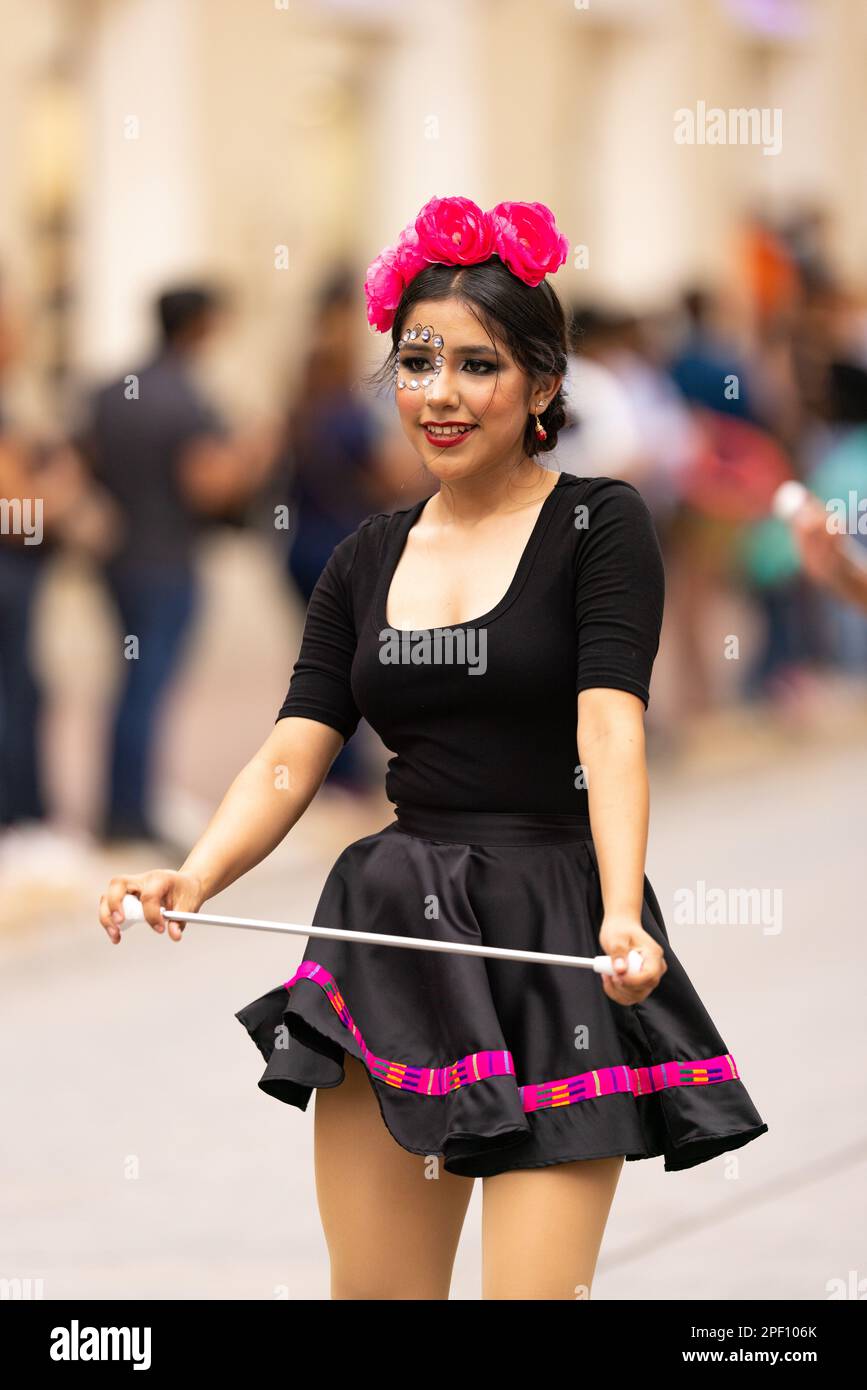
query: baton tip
[{"left": 118, "top": 893, "right": 145, "bottom": 929}]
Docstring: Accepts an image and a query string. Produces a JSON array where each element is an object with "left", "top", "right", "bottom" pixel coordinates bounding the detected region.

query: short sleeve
[
  {"left": 275, "top": 529, "right": 363, "bottom": 742},
  {"left": 574, "top": 478, "right": 665, "bottom": 709}
]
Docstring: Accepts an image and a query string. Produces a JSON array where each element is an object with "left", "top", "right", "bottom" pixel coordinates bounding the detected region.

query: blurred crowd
[
  {"left": 2, "top": 205, "right": 867, "bottom": 854},
  {"left": 558, "top": 206, "right": 867, "bottom": 722}
]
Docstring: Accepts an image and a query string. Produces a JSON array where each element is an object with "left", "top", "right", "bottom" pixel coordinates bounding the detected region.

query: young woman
[{"left": 99, "top": 197, "right": 768, "bottom": 1300}]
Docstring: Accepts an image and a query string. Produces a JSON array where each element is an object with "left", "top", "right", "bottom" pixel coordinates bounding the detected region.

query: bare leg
[
  {"left": 481, "top": 1155, "right": 624, "bottom": 1300},
  {"left": 314, "top": 1053, "right": 475, "bottom": 1299}
]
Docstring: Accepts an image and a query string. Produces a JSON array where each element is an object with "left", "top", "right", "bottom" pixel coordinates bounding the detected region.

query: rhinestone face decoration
[{"left": 395, "top": 323, "right": 444, "bottom": 391}]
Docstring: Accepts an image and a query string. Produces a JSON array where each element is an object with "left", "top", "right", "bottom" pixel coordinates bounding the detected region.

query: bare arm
[
  {"left": 577, "top": 687, "right": 666, "bottom": 1003},
  {"left": 99, "top": 716, "right": 343, "bottom": 941},
  {"left": 178, "top": 716, "right": 343, "bottom": 899},
  {"left": 578, "top": 687, "right": 649, "bottom": 920},
  {"left": 101, "top": 513, "right": 364, "bottom": 944}
]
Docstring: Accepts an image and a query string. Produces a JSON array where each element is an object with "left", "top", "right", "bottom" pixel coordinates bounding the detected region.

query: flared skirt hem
[
  {"left": 235, "top": 965, "right": 769, "bottom": 1178},
  {"left": 235, "top": 814, "right": 769, "bottom": 1179}
]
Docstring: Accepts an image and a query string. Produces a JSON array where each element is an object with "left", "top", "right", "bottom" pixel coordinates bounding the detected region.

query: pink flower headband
[{"left": 364, "top": 195, "right": 570, "bottom": 334}]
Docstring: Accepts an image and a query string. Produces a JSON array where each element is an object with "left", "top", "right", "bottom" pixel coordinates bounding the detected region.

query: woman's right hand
[{"left": 98, "top": 870, "right": 205, "bottom": 945}]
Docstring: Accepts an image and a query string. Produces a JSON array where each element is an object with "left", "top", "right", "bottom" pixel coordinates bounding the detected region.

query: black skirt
[{"left": 235, "top": 806, "right": 769, "bottom": 1177}]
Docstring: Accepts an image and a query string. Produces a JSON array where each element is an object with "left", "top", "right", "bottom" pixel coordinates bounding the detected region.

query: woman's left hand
[{"left": 598, "top": 914, "right": 667, "bottom": 1005}]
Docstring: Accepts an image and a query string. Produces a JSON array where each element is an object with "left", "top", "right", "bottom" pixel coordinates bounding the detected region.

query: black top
[
  {"left": 276, "top": 472, "right": 665, "bottom": 815},
  {"left": 77, "top": 346, "right": 229, "bottom": 574}
]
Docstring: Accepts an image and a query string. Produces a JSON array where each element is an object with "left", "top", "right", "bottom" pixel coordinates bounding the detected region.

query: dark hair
[
  {"left": 364, "top": 256, "right": 568, "bottom": 456},
  {"left": 155, "top": 286, "right": 223, "bottom": 344}
]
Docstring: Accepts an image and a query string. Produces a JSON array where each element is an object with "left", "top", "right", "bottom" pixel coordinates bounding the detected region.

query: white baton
[{"left": 118, "top": 894, "right": 645, "bottom": 976}]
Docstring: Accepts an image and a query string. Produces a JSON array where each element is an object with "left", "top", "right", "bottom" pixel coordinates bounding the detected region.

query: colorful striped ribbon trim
[{"left": 282, "top": 961, "right": 740, "bottom": 1114}]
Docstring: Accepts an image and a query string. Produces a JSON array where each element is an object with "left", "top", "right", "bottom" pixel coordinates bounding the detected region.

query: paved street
[{"left": 2, "top": 532, "right": 866, "bottom": 1300}]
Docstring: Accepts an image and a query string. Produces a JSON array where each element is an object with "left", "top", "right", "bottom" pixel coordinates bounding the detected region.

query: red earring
[{"left": 534, "top": 407, "right": 547, "bottom": 441}]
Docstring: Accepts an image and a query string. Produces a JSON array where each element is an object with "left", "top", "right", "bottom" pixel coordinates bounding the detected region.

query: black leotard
[{"left": 276, "top": 472, "right": 665, "bottom": 815}]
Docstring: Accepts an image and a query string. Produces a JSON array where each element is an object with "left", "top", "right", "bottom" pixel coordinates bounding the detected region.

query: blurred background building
[
  {"left": 2, "top": 0, "right": 867, "bottom": 850},
  {"left": 2, "top": 0, "right": 866, "bottom": 1301}
]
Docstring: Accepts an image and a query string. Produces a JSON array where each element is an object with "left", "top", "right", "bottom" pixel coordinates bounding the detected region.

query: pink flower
[
  {"left": 489, "top": 200, "right": 570, "bottom": 286},
  {"left": 364, "top": 221, "right": 430, "bottom": 332},
  {"left": 393, "top": 221, "right": 428, "bottom": 281},
  {"left": 414, "top": 195, "right": 496, "bottom": 266},
  {"left": 363, "top": 196, "right": 570, "bottom": 333},
  {"left": 363, "top": 246, "right": 405, "bottom": 332}
]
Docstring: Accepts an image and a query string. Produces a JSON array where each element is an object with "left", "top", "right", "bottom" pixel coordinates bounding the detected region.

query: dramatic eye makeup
[
  {"left": 399, "top": 354, "right": 497, "bottom": 376},
  {"left": 394, "top": 323, "right": 504, "bottom": 390},
  {"left": 394, "top": 322, "right": 445, "bottom": 391}
]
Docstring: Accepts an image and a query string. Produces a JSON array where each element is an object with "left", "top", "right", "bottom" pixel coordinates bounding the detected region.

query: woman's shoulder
[
  {"left": 356, "top": 498, "right": 423, "bottom": 547},
  {"left": 549, "top": 473, "right": 663, "bottom": 591},
  {"left": 554, "top": 470, "right": 650, "bottom": 506},
  {"left": 552, "top": 471, "right": 657, "bottom": 535}
]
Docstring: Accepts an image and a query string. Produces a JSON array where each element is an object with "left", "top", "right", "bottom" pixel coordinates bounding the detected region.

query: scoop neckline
[{"left": 373, "top": 471, "right": 569, "bottom": 635}]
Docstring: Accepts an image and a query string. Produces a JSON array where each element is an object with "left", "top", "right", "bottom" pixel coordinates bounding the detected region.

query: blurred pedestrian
[
  {"left": 668, "top": 286, "right": 758, "bottom": 423},
  {"left": 0, "top": 430, "right": 54, "bottom": 829},
  {"left": 278, "top": 269, "right": 388, "bottom": 793},
  {"left": 0, "top": 274, "right": 119, "bottom": 836},
  {"left": 76, "top": 284, "right": 275, "bottom": 845},
  {"left": 788, "top": 477, "right": 867, "bottom": 615}
]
